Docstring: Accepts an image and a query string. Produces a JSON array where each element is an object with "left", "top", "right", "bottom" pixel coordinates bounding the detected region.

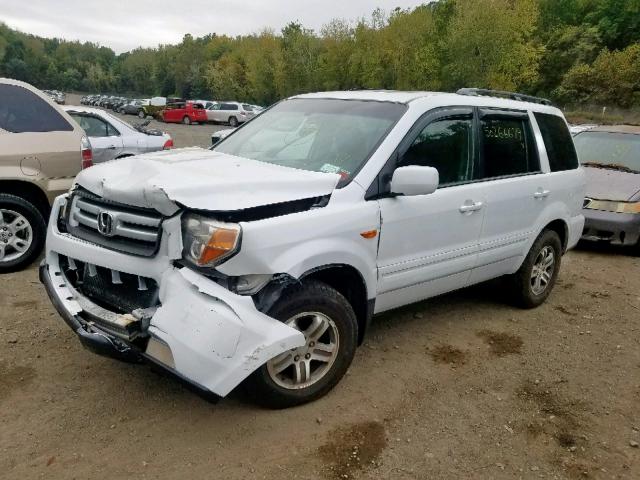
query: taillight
[
  {"left": 81, "top": 135, "right": 93, "bottom": 169},
  {"left": 163, "top": 138, "right": 174, "bottom": 150}
]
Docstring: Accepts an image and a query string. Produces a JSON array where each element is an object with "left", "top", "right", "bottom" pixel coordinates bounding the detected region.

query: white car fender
[{"left": 217, "top": 201, "right": 381, "bottom": 299}]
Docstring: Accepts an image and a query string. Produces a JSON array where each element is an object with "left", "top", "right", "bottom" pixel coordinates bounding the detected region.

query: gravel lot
[{"left": 1, "top": 97, "right": 639, "bottom": 479}]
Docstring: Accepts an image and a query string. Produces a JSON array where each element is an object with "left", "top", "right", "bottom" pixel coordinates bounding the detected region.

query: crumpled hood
[
  {"left": 75, "top": 147, "right": 340, "bottom": 215},
  {"left": 584, "top": 166, "right": 640, "bottom": 202}
]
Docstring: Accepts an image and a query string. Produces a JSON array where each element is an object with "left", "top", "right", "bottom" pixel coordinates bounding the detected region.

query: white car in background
[
  {"left": 206, "top": 102, "right": 255, "bottom": 126},
  {"left": 63, "top": 106, "right": 173, "bottom": 163}
]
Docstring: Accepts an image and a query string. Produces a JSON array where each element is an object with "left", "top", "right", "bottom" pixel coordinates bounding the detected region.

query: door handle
[
  {"left": 107, "top": 145, "right": 116, "bottom": 150},
  {"left": 533, "top": 189, "right": 550, "bottom": 199},
  {"left": 459, "top": 201, "right": 484, "bottom": 213}
]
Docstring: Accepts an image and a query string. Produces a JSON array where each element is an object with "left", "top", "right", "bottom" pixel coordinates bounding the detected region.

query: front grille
[
  {"left": 59, "top": 255, "right": 159, "bottom": 339},
  {"left": 67, "top": 188, "right": 163, "bottom": 256}
]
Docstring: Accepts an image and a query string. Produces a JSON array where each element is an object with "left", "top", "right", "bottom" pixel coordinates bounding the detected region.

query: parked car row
[
  {"left": 43, "top": 89, "right": 66, "bottom": 104},
  {"left": 81, "top": 93, "right": 264, "bottom": 126}
]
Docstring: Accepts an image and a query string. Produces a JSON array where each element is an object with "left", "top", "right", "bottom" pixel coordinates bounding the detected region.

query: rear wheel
[
  {"left": 245, "top": 280, "right": 358, "bottom": 408},
  {"left": 182, "top": 116, "right": 191, "bottom": 125},
  {"left": 511, "top": 229, "right": 562, "bottom": 308},
  {"left": 228, "top": 116, "right": 238, "bottom": 127},
  {"left": 0, "top": 194, "right": 47, "bottom": 273},
  {"left": 138, "top": 110, "right": 145, "bottom": 119}
]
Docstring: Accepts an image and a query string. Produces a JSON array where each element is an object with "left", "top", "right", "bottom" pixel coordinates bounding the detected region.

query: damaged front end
[{"left": 41, "top": 194, "right": 306, "bottom": 400}]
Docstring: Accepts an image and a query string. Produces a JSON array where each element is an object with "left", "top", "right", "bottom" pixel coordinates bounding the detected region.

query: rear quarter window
[
  {"left": 534, "top": 112, "right": 579, "bottom": 171},
  {"left": 0, "top": 84, "right": 73, "bottom": 133}
]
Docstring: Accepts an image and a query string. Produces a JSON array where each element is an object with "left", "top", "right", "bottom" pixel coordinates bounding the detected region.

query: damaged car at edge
[{"left": 40, "top": 90, "right": 585, "bottom": 408}]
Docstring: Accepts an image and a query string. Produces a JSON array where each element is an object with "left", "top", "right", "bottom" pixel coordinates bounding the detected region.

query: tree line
[{"left": 1, "top": 0, "right": 638, "bottom": 108}]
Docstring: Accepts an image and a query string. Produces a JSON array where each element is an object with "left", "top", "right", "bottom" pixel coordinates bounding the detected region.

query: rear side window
[
  {"left": 71, "top": 114, "right": 109, "bottom": 137},
  {"left": 480, "top": 116, "right": 539, "bottom": 178},
  {"left": 534, "top": 112, "right": 579, "bottom": 171},
  {"left": 399, "top": 117, "right": 474, "bottom": 185},
  {"left": 222, "top": 103, "right": 238, "bottom": 110},
  {"left": 0, "top": 84, "right": 73, "bottom": 133}
]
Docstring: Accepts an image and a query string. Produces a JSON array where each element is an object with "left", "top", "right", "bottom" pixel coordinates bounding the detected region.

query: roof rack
[{"left": 456, "top": 88, "right": 552, "bottom": 106}]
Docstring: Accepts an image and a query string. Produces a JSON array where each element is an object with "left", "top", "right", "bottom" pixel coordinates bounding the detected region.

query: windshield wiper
[{"left": 582, "top": 162, "right": 640, "bottom": 174}]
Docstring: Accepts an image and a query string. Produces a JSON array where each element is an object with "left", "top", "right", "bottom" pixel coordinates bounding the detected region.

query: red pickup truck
[{"left": 161, "top": 102, "right": 208, "bottom": 125}]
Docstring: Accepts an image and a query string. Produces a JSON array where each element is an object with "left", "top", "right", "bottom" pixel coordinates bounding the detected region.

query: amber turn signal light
[{"left": 360, "top": 230, "right": 378, "bottom": 239}]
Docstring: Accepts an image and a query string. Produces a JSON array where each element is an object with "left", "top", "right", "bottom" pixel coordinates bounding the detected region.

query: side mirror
[{"left": 390, "top": 166, "right": 439, "bottom": 197}]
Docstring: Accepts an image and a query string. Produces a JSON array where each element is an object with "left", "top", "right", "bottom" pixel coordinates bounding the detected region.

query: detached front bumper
[
  {"left": 41, "top": 195, "right": 305, "bottom": 399},
  {"left": 582, "top": 208, "right": 640, "bottom": 246}
]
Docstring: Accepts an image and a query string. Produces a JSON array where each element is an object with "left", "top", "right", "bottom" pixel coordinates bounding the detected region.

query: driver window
[{"left": 399, "top": 117, "right": 474, "bottom": 185}]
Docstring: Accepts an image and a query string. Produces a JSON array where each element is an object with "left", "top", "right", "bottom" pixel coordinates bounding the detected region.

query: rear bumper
[
  {"left": 42, "top": 195, "right": 305, "bottom": 398},
  {"left": 582, "top": 208, "right": 640, "bottom": 245}
]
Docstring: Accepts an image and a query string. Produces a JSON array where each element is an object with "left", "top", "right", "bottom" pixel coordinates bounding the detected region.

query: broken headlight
[{"left": 181, "top": 213, "right": 241, "bottom": 268}]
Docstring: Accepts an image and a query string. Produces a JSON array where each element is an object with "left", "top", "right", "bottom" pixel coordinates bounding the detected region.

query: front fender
[{"left": 217, "top": 202, "right": 381, "bottom": 299}]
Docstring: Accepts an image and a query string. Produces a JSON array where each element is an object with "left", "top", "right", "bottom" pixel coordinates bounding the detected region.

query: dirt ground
[{"left": 1, "top": 98, "right": 639, "bottom": 479}]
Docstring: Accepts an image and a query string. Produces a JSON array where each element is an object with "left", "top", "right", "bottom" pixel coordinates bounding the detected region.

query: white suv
[{"left": 40, "top": 89, "right": 585, "bottom": 408}]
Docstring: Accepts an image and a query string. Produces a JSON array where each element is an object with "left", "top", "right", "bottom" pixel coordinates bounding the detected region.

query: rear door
[
  {"left": 469, "top": 109, "right": 550, "bottom": 284},
  {"left": 0, "top": 83, "right": 81, "bottom": 199}
]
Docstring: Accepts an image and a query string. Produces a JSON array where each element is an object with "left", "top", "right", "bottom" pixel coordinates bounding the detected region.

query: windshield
[
  {"left": 214, "top": 98, "right": 406, "bottom": 181},
  {"left": 574, "top": 131, "right": 640, "bottom": 172}
]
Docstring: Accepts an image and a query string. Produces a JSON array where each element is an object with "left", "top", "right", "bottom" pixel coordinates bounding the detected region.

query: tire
[
  {"left": 228, "top": 116, "right": 238, "bottom": 127},
  {"left": 245, "top": 280, "right": 358, "bottom": 408},
  {"left": 511, "top": 229, "right": 562, "bottom": 308},
  {"left": 138, "top": 110, "right": 145, "bottom": 119},
  {"left": 182, "top": 116, "right": 191, "bottom": 125},
  {"left": 0, "top": 194, "right": 47, "bottom": 273}
]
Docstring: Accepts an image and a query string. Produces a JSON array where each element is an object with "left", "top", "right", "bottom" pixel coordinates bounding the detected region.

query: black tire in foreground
[
  {"left": 228, "top": 116, "right": 238, "bottom": 127},
  {"left": 0, "top": 194, "right": 47, "bottom": 273},
  {"left": 511, "top": 229, "right": 562, "bottom": 309},
  {"left": 245, "top": 280, "right": 358, "bottom": 408}
]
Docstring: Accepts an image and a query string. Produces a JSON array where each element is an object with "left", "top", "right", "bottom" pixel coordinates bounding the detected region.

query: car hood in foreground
[
  {"left": 584, "top": 166, "right": 640, "bottom": 202},
  {"left": 75, "top": 147, "right": 340, "bottom": 215}
]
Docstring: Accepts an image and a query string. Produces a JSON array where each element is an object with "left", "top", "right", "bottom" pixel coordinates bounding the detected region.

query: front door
[{"left": 375, "top": 108, "right": 485, "bottom": 313}]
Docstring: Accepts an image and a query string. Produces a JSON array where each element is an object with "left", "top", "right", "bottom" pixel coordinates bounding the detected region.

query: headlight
[
  {"left": 584, "top": 199, "right": 640, "bottom": 214},
  {"left": 181, "top": 214, "right": 241, "bottom": 267}
]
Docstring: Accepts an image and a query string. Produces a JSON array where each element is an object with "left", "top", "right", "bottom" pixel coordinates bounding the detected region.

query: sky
[{"left": 1, "top": 0, "right": 426, "bottom": 54}]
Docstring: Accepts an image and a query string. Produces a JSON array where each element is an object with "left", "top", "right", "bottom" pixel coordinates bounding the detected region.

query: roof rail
[{"left": 456, "top": 88, "right": 552, "bottom": 106}]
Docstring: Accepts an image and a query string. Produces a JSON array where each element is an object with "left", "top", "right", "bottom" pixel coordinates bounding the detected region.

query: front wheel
[
  {"left": 511, "top": 229, "right": 562, "bottom": 308},
  {"left": 0, "top": 194, "right": 47, "bottom": 273},
  {"left": 138, "top": 110, "right": 145, "bottom": 119},
  {"left": 245, "top": 280, "right": 358, "bottom": 408},
  {"left": 182, "top": 116, "right": 191, "bottom": 125}
]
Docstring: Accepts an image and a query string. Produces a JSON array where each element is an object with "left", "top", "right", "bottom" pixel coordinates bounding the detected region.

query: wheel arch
[
  {"left": 300, "top": 264, "right": 372, "bottom": 345},
  {"left": 543, "top": 218, "right": 569, "bottom": 253},
  {"left": 0, "top": 180, "right": 50, "bottom": 218}
]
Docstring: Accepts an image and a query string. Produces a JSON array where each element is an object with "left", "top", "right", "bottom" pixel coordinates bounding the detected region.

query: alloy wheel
[
  {"left": 0, "top": 209, "right": 33, "bottom": 264},
  {"left": 266, "top": 312, "right": 340, "bottom": 390},
  {"left": 530, "top": 245, "right": 555, "bottom": 295}
]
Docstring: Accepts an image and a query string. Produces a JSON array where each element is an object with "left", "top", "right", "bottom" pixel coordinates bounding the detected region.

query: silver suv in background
[
  {"left": 0, "top": 78, "right": 91, "bottom": 272},
  {"left": 206, "top": 102, "right": 255, "bottom": 126}
]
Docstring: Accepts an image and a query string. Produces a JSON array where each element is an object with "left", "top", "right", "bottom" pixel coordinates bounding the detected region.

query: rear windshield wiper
[{"left": 582, "top": 162, "right": 640, "bottom": 174}]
